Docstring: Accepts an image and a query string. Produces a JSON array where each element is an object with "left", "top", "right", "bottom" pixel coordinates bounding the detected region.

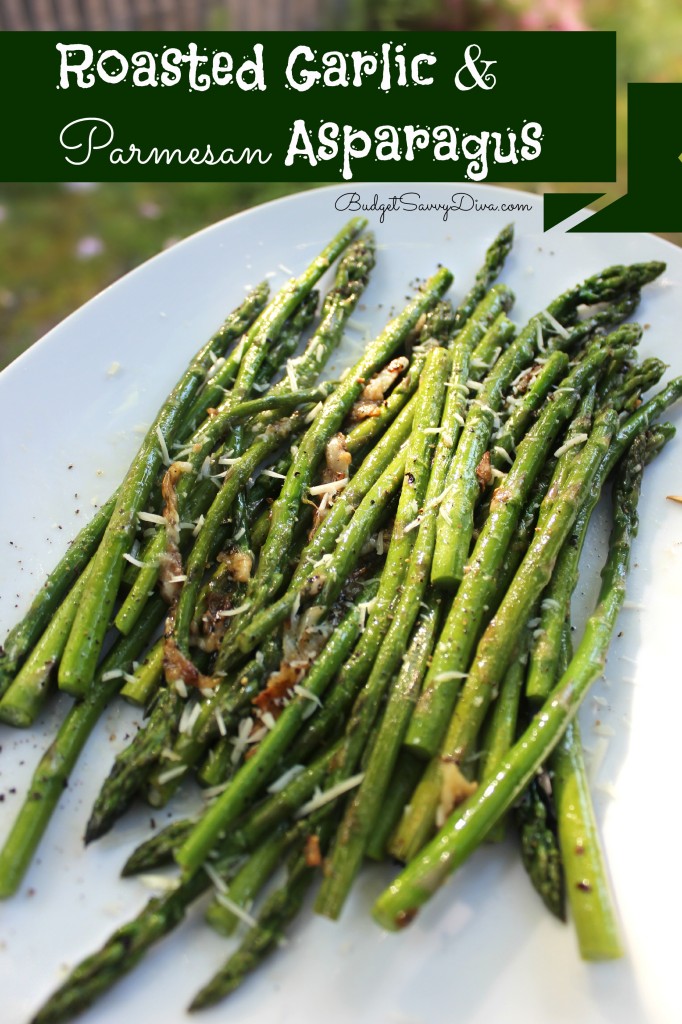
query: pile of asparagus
[{"left": 0, "top": 215, "right": 679, "bottom": 1023}]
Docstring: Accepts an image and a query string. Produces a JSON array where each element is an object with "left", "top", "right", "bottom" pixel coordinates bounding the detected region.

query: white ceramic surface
[{"left": 1, "top": 184, "right": 681, "bottom": 1024}]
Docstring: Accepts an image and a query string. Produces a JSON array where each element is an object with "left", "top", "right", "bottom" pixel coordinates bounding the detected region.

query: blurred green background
[{"left": 1, "top": 0, "right": 680, "bottom": 369}]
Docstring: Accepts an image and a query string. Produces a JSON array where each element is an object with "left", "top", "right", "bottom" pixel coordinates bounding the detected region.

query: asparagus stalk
[
  {"left": 552, "top": 719, "right": 622, "bottom": 959},
  {"left": 490, "top": 350, "right": 570, "bottom": 471},
  {"left": 121, "top": 817, "right": 196, "bottom": 876},
  {"left": 0, "top": 598, "right": 166, "bottom": 899},
  {"left": 31, "top": 867, "right": 214, "bottom": 1024},
  {"left": 220, "top": 395, "right": 416, "bottom": 670},
  {"left": 515, "top": 770, "right": 565, "bottom": 921},
  {"left": 145, "top": 639, "right": 281, "bottom": 808},
  {"left": 393, "top": 408, "right": 619, "bottom": 862},
  {"left": 119, "top": 639, "right": 164, "bottom": 707},
  {"left": 115, "top": 235, "right": 376, "bottom": 640},
  {"left": 448, "top": 224, "right": 515, "bottom": 335},
  {"left": 316, "top": 596, "right": 443, "bottom": 918},
  {"left": 372, "top": 426, "right": 667, "bottom": 930},
  {"left": 526, "top": 377, "right": 682, "bottom": 703},
  {"left": 431, "top": 274, "right": 650, "bottom": 590},
  {"left": 404, "top": 330, "right": 637, "bottom": 764},
  {"left": 239, "top": 294, "right": 505, "bottom": 655},
  {"left": 0, "top": 286, "right": 270, "bottom": 699},
  {"left": 175, "top": 579, "right": 380, "bottom": 876},
  {"left": 300, "top": 294, "right": 502, "bottom": 627},
  {"left": 0, "top": 561, "right": 93, "bottom": 727},
  {"left": 535, "top": 425, "right": 673, "bottom": 955},
  {"left": 58, "top": 219, "right": 365, "bottom": 696},
  {"left": 84, "top": 686, "right": 183, "bottom": 843},
  {"left": 0, "top": 495, "right": 115, "bottom": 699},
  {"left": 343, "top": 298, "right": 457, "bottom": 456},
  {"left": 365, "top": 751, "right": 425, "bottom": 861},
  {"left": 205, "top": 825, "right": 291, "bottom": 937},
  {"left": 344, "top": 224, "right": 515, "bottom": 457},
  {"left": 176, "top": 282, "right": 270, "bottom": 431},
  {"left": 477, "top": 648, "right": 528, "bottom": 844},
  {"left": 220, "top": 267, "right": 453, "bottom": 643},
  {"left": 189, "top": 846, "right": 315, "bottom": 1010}
]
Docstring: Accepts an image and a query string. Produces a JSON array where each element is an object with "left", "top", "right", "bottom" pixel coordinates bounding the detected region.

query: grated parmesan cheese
[
  {"left": 305, "top": 402, "right": 323, "bottom": 423},
  {"left": 137, "top": 874, "right": 180, "bottom": 893},
  {"left": 155, "top": 765, "right": 187, "bottom": 786},
  {"left": 493, "top": 446, "right": 513, "bottom": 466},
  {"left": 138, "top": 511, "right": 167, "bottom": 525},
  {"left": 267, "top": 764, "right": 305, "bottom": 794},
  {"left": 123, "top": 552, "right": 157, "bottom": 569},
  {"left": 215, "top": 601, "right": 252, "bottom": 619},
  {"left": 293, "top": 684, "right": 322, "bottom": 709},
  {"left": 554, "top": 433, "right": 588, "bottom": 458},
  {"left": 542, "top": 309, "right": 570, "bottom": 338},
  {"left": 156, "top": 425, "right": 171, "bottom": 467},
  {"left": 214, "top": 891, "right": 259, "bottom": 930},
  {"left": 536, "top": 320, "right": 546, "bottom": 353},
  {"left": 286, "top": 360, "right": 298, "bottom": 392},
  {"left": 295, "top": 773, "right": 365, "bottom": 819},
  {"left": 309, "top": 477, "right": 348, "bottom": 496},
  {"left": 230, "top": 716, "right": 254, "bottom": 765}
]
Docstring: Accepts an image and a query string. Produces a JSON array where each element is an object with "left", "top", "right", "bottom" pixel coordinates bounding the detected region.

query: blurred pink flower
[
  {"left": 516, "top": 0, "right": 587, "bottom": 31},
  {"left": 75, "top": 236, "right": 104, "bottom": 259}
]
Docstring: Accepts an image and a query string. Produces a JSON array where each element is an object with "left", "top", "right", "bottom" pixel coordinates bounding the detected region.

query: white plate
[{"left": 1, "top": 184, "right": 681, "bottom": 1024}]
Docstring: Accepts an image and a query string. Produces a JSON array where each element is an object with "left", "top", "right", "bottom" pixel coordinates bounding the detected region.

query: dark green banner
[
  {"left": 3, "top": 31, "right": 615, "bottom": 184},
  {"left": 546, "top": 83, "right": 682, "bottom": 233}
]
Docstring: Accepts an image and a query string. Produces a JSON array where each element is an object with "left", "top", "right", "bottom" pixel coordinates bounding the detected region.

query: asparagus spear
[
  {"left": 477, "top": 646, "right": 529, "bottom": 844},
  {"left": 431, "top": 273, "right": 652, "bottom": 590},
  {"left": 225, "top": 287, "right": 513, "bottom": 674},
  {"left": 205, "top": 824, "right": 291, "bottom": 937},
  {"left": 344, "top": 221, "right": 515, "bottom": 457},
  {"left": 58, "top": 219, "right": 365, "bottom": 697},
  {"left": 0, "top": 598, "right": 166, "bottom": 899},
  {"left": 0, "top": 495, "right": 115, "bottom": 699},
  {"left": 393, "top": 408, "right": 619, "bottom": 861},
  {"left": 220, "top": 267, "right": 453, "bottom": 642},
  {"left": 316, "top": 596, "right": 443, "bottom": 918},
  {"left": 0, "top": 561, "right": 93, "bottom": 727},
  {"left": 552, "top": 718, "right": 623, "bottom": 959},
  {"left": 189, "top": 849, "right": 315, "bottom": 1010},
  {"left": 448, "top": 223, "right": 515, "bottom": 335},
  {"left": 0, "top": 285, "right": 271, "bottom": 698},
  {"left": 535, "top": 425, "right": 674, "bottom": 955},
  {"left": 31, "top": 867, "right": 214, "bottom": 1024},
  {"left": 343, "top": 298, "right": 457, "bottom": 455},
  {"left": 490, "top": 350, "right": 569, "bottom": 471},
  {"left": 372, "top": 426, "right": 668, "bottom": 930},
  {"left": 84, "top": 686, "right": 183, "bottom": 843},
  {"left": 403, "top": 329, "right": 637, "bottom": 764},
  {"left": 115, "top": 235, "right": 376, "bottom": 639},
  {"left": 145, "top": 639, "right": 281, "bottom": 808},
  {"left": 526, "top": 377, "right": 681, "bottom": 703},
  {"left": 121, "top": 817, "right": 196, "bottom": 876},
  {"left": 515, "top": 770, "right": 565, "bottom": 921},
  {"left": 119, "top": 639, "right": 164, "bottom": 707},
  {"left": 181, "top": 351, "right": 448, "bottom": 872},
  {"left": 174, "top": 282, "right": 270, "bottom": 432},
  {"left": 175, "top": 578, "right": 381, "bottom": 875}
]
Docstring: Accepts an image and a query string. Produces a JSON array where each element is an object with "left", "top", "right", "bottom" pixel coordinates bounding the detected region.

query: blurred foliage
[
  {"left": 1, "top": 0, "right": 680, "bottom": 368},
  {"left": 0, "top": 182, "right": 307, "bottom": 369}
]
